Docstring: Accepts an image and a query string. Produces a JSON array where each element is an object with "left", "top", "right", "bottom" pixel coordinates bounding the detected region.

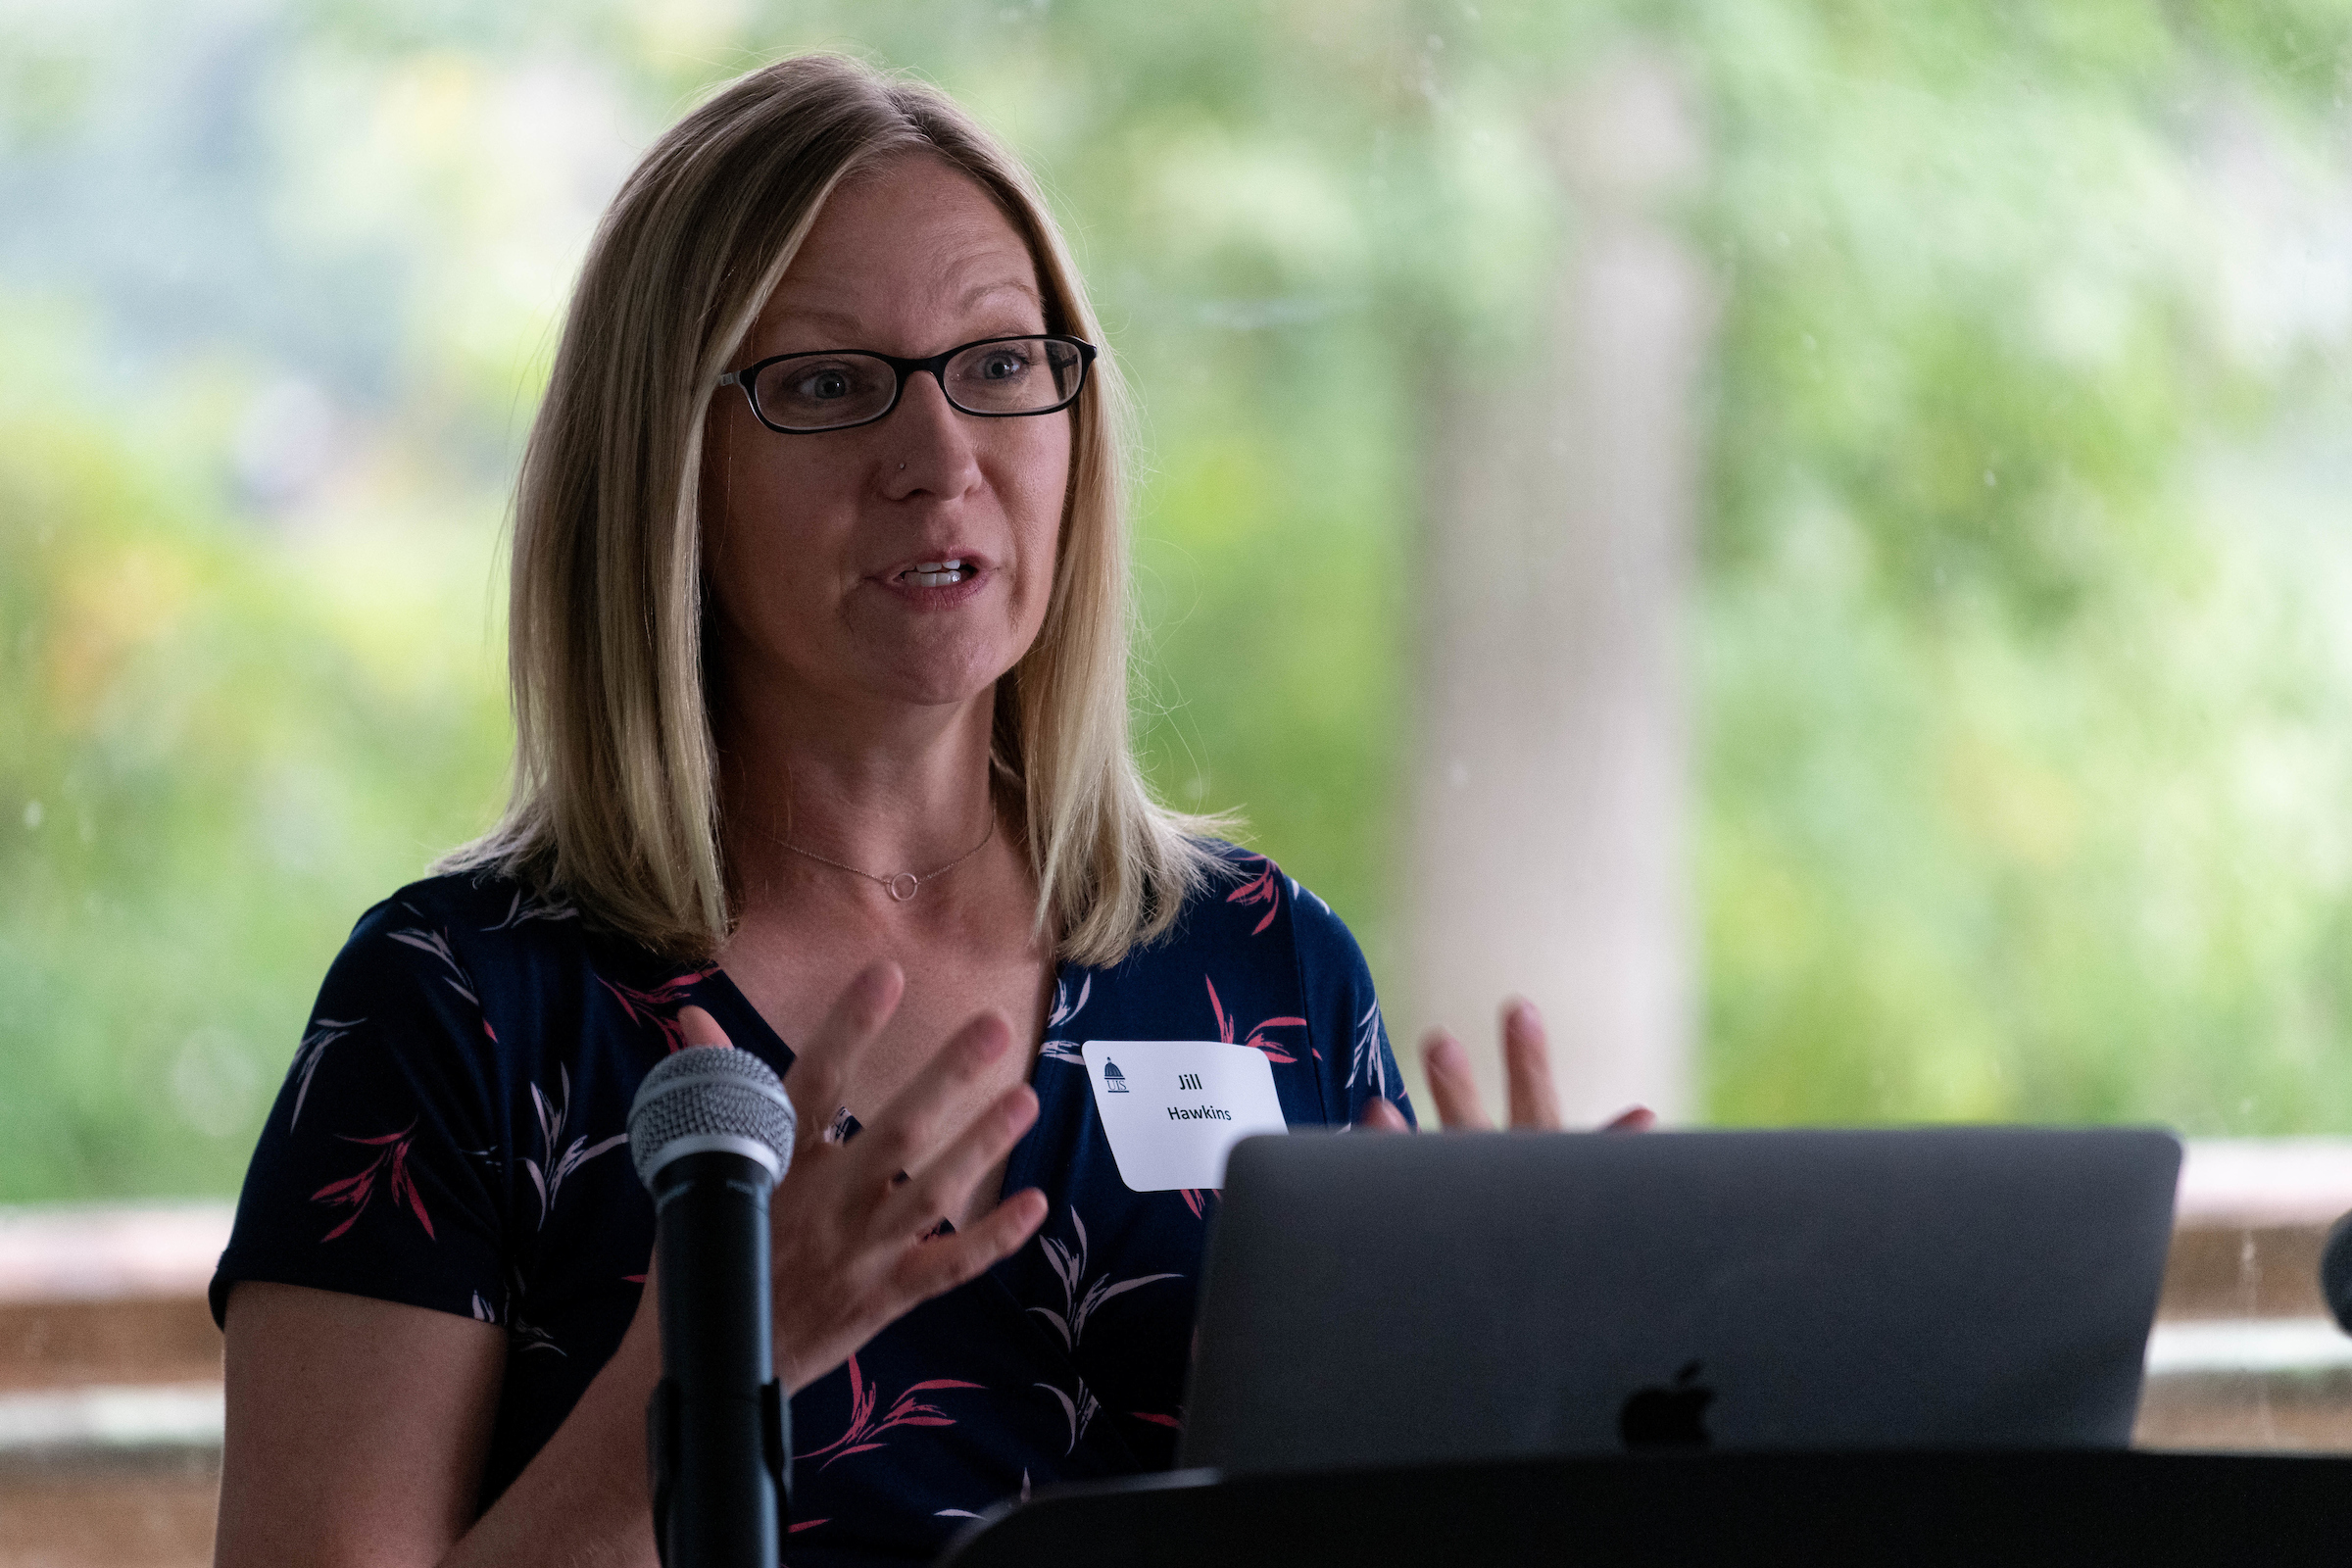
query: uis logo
[
  {"left": 1617, "top": 1360, "right": 1714, "bottom": 1450},
  {"left": 1102, "top": 1061, "right": 1130, "bottom": 1094}
]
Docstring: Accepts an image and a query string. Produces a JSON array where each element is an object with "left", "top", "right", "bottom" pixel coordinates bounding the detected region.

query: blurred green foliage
[{"left": 5, "top": 0, "right": 2352, "bottom": 1200}]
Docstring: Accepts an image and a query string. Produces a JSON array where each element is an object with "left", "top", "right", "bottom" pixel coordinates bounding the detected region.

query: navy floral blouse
[{"left": 211, "top": 845, "right": 1413, "bottom": 1566}]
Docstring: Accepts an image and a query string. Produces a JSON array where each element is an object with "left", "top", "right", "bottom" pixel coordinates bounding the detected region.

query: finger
[
  {"left": 1421, "top": 1029, "right": 1492, "bottom": 1131},
  {"left": 891, "top": 1186, "right": 1050, "bottom": 1305},
  {"left": 877, "top": 1082, "right": 1038, "bottom": 1239},
  {"left": 676, "top": 1004, "right": 731, "bottom": 1049},
  {"left": 1501, "top": 999, "right": 1563, "bottom": 1131},
  {"left": 784, "top": 962, "right": 903, "bottom": 1127},
  {"left": 1602, "top": 1105, "right": 1655, "bottom": 1134},
  {"left": 1354, "top": 1098, "right": 1410, "bottom": 1134},
  {"left": 852, "top": 1011, "right": 1015, "bottom": 1189}
]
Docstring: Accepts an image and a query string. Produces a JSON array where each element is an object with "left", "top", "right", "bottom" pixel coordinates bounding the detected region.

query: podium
[{"left": 938, "top": 1450, "right": 2352, "bottom": 1566}]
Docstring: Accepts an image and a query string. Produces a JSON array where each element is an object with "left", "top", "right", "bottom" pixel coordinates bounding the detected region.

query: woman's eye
[
  {"left": 798, "top": 368, "right": 854, "bottom": 401},
  {"left": 977, "top": 351, "right": 1028, "bottom": 380}
]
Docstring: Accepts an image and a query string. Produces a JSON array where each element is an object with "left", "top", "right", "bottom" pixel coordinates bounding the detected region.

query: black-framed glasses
[{"left": 716, "top": 335, "right": 1097, "bottom": 434}]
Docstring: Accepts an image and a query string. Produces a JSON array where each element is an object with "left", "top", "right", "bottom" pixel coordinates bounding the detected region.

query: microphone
[
  {"left": 2324, "top": 1210, "right": 2352, "bottom": 1335},
  {"left": 629, "top": 1046, "right": 799, "bottom": 1568}
]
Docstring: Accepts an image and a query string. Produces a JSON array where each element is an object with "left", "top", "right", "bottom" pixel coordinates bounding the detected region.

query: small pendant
[{"left": 885, "top": 872, "right": 920, "bottom": 902}]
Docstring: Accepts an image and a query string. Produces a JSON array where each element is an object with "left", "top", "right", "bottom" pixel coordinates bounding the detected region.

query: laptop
[{"left": 1178, "top": 1126, "right": 2181, "bottom": 1475}]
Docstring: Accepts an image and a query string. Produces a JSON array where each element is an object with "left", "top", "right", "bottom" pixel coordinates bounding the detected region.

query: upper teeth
[{"left": 906, "top": 559, "right": 968, "bottom": 587}]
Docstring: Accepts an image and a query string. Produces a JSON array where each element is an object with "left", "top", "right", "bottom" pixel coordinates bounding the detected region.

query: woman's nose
[{"left": 881, "top": 370, "right": 983, "bottom": 500}]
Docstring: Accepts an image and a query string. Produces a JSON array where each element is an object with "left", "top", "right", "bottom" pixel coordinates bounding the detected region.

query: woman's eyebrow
[{"left": 958, "top": 278, "right": 1043, "bottom": 311}]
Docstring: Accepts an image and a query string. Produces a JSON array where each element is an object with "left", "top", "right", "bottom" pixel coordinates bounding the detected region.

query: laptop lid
[{"left": 1177, "top": 1126, "right": 2181, "bottom": 1475}]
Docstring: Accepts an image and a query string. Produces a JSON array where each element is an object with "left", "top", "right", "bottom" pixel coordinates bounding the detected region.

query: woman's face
[{"left": 702, "top": 153, "right": 1072, "bottom": 721}]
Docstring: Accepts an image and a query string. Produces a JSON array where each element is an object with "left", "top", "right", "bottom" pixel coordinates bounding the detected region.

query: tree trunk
[{"left": 1404, "top": 57, "right": 1712, "bottom": 1126}]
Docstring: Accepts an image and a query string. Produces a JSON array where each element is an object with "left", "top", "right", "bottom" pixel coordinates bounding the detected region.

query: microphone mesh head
[{"left": 627, "top": 1046, "right": 797, "bottom": 1190}]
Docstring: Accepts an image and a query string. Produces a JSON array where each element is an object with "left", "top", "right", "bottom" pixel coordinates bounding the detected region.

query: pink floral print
[
  {"left": 599, "top": 970, "right": 717, "bottom": 1054},
  {"left": 801, "top": 1354, "right": 985, "bottom": 1471},
  {"left": 311, "top": 1123, "right": 434, "bottom": 1242},
  {"left": 1224, "top": 858, "right": 1282, "bottom": 934},
  {"left": 1204, "top": 975, "right": 1305, "bottom": 1065}
]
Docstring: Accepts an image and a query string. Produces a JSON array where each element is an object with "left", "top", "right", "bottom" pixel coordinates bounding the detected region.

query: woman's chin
[{"left": 855, "top": 647, "right": 1024, "bottom": 713}]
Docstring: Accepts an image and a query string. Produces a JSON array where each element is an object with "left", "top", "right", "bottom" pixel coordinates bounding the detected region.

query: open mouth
[{"left": 899, "top": 559, "right": 977, "bottom": 589}]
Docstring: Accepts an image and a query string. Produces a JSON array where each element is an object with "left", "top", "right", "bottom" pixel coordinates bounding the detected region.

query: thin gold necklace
[{"left": 775, "top": 814, "right": 995, "bottom": 903}]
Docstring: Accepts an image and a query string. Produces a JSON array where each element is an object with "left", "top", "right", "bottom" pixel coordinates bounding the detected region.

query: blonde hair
[{"left": 442, "top": 54, "right": 1224, "bottom": 964}]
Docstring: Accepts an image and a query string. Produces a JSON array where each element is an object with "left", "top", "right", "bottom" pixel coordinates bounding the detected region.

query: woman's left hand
[{"left": 1355, "top": 998, "right": 1655, "bottom": 1134}]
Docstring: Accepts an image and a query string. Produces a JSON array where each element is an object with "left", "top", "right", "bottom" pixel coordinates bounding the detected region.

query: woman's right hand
[
  {"left": 677, "top": 962, "right": 1047, "bottom": 1396},
  {"left": 1356, "top": 998, "right": 1656, "bottom": 1135}
]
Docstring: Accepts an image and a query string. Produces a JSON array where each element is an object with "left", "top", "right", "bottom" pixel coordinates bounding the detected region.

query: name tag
[{"left": 1081, "top": 1040, "right": 1290, "bottom": 1192}]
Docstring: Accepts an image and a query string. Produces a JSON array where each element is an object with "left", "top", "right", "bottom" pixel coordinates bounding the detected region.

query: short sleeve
[
  {"left": 210, "top": 897, "right": 511, "bottom": 1329},
  {"left": 1287, "top": 877, "right": 1416, "bottom": 1128}
]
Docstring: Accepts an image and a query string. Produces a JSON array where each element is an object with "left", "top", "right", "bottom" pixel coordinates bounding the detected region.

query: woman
[{"left": 211, "top": 53, "right": 1596, "bottom": 1567}]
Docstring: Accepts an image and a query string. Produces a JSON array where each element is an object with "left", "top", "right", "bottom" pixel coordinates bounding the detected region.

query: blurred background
[
  {"left": 6, "top": 0, "right": 2352, "bottom": 1556},
  {"left": 11, "top": 0, "right": 2352, "bottom": 1192}
]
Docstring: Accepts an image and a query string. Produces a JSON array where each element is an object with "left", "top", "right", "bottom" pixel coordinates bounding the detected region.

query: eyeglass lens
[{"left": 751, "top": 337, "right": 1086, "bottom": 431}]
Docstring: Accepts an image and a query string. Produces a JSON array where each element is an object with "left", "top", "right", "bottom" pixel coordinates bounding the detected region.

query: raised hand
[
  {"left": 1355, "top": 998, "right": 1655, "bottom": 1135},
  {"left": 675, "top": 961, "right": 1048, "bottom": 1395}
]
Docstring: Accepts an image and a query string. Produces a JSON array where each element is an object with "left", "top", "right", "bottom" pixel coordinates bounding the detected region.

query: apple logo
[{"left": 1617, "top": 1361, "right": 1714, "bottom": 1450}]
